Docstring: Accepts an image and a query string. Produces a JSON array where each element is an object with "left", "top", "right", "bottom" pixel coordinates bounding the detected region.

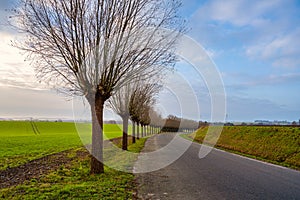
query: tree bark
[
  {"left": 122, "top": 115, "right": 129, "bottom": 150},
  {"left": 90, "top": 95, "right": 104, "bottom": 174},
  {"left": 132, "top": 121, "right": 136, "bottom": 144}
]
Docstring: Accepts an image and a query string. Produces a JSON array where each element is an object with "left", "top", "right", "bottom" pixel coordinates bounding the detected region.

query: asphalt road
[{"left": 135, "top": 133, "right": 300, "bottom": 200}]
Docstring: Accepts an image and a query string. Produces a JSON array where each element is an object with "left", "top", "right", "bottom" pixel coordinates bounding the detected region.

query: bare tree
[
  {"left": 13, "top": 0, "right": 184, "bottom": 174},
  {"left": 109, "top": 79, "right": 161, "bottom": 149},
  {"left": 149, "top": 108, "right": 163, "bottom": 134},
  {"left": 140, "top": 105, "right": 151, "bottom": 137},
  {"left": 108, "top": 80, "right": 139, "bottom": 150},
  {"left": 129, "top": 82, "right": 160, "bottom": 139}
]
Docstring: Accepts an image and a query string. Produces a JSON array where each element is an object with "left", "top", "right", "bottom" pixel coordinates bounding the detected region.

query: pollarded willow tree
[
  {"left": 108, "top": 81, "right": 138, "bottom": 150},
  {"left": 109, "top": 79, "right": 161, "bottom": 149},
  {"left": 13, "top": 0, "right": 184, "bottom": 174},
  {"left": 140, "top": 105, "right": 151, "bottom": 137},
  {"left": 149, "top": 107, "right": 163, "bottom": 134},
  {"left": 129, "top": 82, "right": 161, "bottom": 140}
]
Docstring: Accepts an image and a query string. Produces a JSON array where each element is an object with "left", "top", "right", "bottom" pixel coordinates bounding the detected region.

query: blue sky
[
  {"left": 0, "top": 0, "right": 300, "bottom": 122},
  {"left": 178, "top": 0, "right": 300, "bottom": 121}
]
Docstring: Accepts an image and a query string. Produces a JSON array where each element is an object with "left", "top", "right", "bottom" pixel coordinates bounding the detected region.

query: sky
[{"left": 0, "top": 0, "right": 300, "bottom": 122}]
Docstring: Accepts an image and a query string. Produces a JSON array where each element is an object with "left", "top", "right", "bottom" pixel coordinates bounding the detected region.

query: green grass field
[
  {"left": 0, "top": 121, "right": 132, "bottom": 170},
  {"left": 0, "top": 120, "right": 147, "bottom": 199},
  {"left": 0, "top": 138, "right": 147, "bottom": 199},
  {"left": 189, "top": 126, "right": 300, "bottom": 169}
]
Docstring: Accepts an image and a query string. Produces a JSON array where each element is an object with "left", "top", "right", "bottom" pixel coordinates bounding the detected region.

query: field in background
[
  {"left": 0, "top": 121, "right": 132, "bottom": 170},
  {"left": 189, "top": 126, "right": 300, "bottom": 169}
]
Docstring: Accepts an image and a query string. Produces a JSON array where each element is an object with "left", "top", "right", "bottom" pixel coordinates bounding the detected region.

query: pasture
[
  {"left": 0, "top": 121, "right": 131, "bottom": 170},
  {"left": 0, "top": 120, "right": 147, "bottom": 199}
]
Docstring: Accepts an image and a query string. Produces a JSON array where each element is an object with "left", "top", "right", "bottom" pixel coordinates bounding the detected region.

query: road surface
[{"left": 135, "top": 133, "right": 300, "bottom": 200}]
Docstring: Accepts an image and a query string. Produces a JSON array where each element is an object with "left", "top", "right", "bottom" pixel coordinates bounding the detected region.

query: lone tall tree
[{"left": 14, "top": 0, "right": 183, "bottom": 174}]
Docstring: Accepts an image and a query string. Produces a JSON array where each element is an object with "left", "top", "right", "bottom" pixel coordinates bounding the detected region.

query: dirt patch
[
  {"left": 0, "top": 149, "right": 85, "bottom": 189},
  {"left": 0, "top": 137, "right": 133, "bottom": 189},
  {"left": 0, "top": 137, "right": 136, "bottom": 189}
]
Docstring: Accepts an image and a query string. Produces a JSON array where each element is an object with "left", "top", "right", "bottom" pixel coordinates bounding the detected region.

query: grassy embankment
[{"left": 188, "top": 126, "right": 300, "bottom": 170}]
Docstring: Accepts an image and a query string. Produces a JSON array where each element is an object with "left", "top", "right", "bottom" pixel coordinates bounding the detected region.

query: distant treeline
[
  {"left": 161, "top": 115, "right": 208, "bottom": 132},
  {"left": 161, "top": 116, "right": 300, "bottom": 132}
]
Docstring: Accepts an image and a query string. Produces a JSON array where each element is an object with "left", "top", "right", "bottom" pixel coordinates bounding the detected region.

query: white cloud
[
  {"left": 0, "top": 86, "right": 73, "bottom": 119},
  {"left": 246, "top": 29, "right": 300, "bottom": 68},
  {"left": 0, "top": 32, "right": 48, "bottom": 89},
  {"left": 196, "top": 0, "right": 285, "bottom": 27},
  {"left": 191, "top": 0, "right": 300, "bottom": 69}
]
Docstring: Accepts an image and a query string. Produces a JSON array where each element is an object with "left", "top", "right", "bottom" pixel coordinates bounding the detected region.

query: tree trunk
[
  {"left": 141, "top": 125, "right": 144, "bottom": 137},
  {"left": 147, "top": 126, "right": 149, "bottom": 136},
  {"left": 137, "top": 122, "right": 140, "bottom": 139},
  {"left": 90, "top": 96, "right": 104, "bottom": 174},
  {"left": 132, "top": 121, "right": 136, "bottom": 144},
  {"left": 122, "top": 115, "right": 129, "bottom": 150}
]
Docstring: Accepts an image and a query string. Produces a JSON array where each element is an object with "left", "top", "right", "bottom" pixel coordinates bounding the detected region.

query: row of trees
[
  {"left": 108, "top": 79, "right": 161, "bottom": 150},
  {"left": 14, "top": 0, "right": 184, "bottom": 173},
  {"left": 161, "top": 115, "right": 200, "bottom": 132}
]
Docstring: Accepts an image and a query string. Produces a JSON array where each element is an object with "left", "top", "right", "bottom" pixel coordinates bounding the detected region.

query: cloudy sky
[{"left": 0, "top": 0, "right": 300, "bottom": 122}]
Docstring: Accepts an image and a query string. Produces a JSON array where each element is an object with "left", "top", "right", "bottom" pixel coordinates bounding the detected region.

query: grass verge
[
  {"left": 0, "top": 138, "right": 148, "bottom": 199},
  {"left": 186, "top": 126, "right": 300, "bottom": 170}
]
